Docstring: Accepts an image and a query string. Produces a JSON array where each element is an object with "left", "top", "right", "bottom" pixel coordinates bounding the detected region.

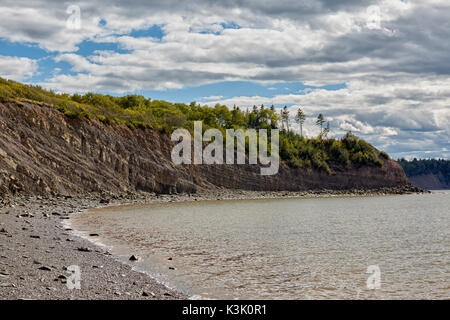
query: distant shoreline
[{"left": 0, "top": 186, "right": 427, "bottom": 300}]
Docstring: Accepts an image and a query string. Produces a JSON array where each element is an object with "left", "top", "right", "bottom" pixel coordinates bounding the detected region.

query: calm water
[{"left": 70, "top": 191, "right": 450, "bottom": 299}]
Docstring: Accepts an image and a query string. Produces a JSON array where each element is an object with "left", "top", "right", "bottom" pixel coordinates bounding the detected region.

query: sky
[{"left": 0, "top": 0, "right": 449, "bottom": 159}]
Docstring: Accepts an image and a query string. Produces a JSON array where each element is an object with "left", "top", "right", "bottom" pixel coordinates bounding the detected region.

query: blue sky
[
  {"left": 0, "top": 26, "right": 347, "bottom": 106},
  {"left": 106, "top": 81, "right": 347, "bottom": 105},
  {"left": 0, "top": 0, "right": 448, "bottom": 159}
]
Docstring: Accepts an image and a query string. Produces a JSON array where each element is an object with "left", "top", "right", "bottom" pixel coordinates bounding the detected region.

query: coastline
[{"left": 0, "top": 186, "right": 426, "bottom": 300}]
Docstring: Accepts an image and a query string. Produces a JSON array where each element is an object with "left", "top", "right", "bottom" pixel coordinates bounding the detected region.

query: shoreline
[
  {"left": 0, "top": 194, "right": 189, "bottom": 300},
  {"left": 0, "top": 186, "right": 426, "bottom": 300}
]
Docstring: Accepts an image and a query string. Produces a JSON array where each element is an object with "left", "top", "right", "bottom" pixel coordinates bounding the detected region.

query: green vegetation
[
  {"left": 0, "top": 77, "right": 387, "bottom": 173},
  {"left": 398, "top": 158, "right": 450, "bottom": 184}
]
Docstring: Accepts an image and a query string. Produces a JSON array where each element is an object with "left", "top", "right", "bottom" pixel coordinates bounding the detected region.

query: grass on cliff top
[{"left": 0, "top": 77, "right": 388, "bottom": 173}]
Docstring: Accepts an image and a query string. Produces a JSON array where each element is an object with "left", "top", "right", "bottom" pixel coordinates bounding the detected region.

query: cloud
[
  {"left": 203, "top": 76, "right": 450, "bottom": 158},
  {"left": 0, "top": 55, "right": 37, "bottom": 80},
  {"left": 0, "top": 0, "right": 449, "bottom": 158},
  {"left": 199, "top": 95, "right": 224, "bottom": 101}
]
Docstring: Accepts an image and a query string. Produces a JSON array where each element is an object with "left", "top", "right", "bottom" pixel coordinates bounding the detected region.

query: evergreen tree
[
  {"left": 281, "top": 106, "right": 290, "bottom": 133},
  {"left": 316, "top": 113, "right": 325, "bottom": 137},
  {"left": 295, "top": 107, "right": 306, "bottom": 137},
  {"left": 322, "top": 121, "right": 330, "bottom": 139}
]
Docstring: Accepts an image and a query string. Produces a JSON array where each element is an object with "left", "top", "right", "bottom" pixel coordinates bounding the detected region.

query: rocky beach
[
  {"left": 0, "top": 193, "right": 188, "bottom": 300},
  {"left": 0, "top": 187, "right": 425, "bottom": 300}
]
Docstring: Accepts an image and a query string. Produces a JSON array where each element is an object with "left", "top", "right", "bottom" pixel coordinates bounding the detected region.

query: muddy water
[{"left": 70, "top": 191, "right": 449, "bottom": 299}]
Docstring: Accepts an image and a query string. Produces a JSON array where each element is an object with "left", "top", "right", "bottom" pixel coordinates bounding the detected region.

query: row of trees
[
  {"left": 214, "top": 103, "right": 330, "bottom": 140},
  {"left": 280, "top": 106, "right": 330, "bottom": 139}
]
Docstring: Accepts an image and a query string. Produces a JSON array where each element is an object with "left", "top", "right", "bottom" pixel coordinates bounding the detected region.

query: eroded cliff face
[
  {"left": 408, "top": 173, "right": 449, "bottom": 190},
  {"left": 0, "top": 101, "right": 411, "bottom": 196}
]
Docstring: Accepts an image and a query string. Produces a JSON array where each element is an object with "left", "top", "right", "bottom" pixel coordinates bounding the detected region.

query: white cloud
[
  {"left": 0, "top": 0, "right": 449, "bottom": 158},
  {"left": 202, "top": 76, "right": 450, "bottom": 158},
  {"left": 199, "top": 96, "right": 224, "bottom": 101},
  {"left": 0, "top": 55, "right": 37, "bottom": 80}
]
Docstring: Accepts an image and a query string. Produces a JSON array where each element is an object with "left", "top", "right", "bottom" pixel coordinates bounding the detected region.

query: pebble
[
  {"left": 129, "top": 255, "right": 140, "bottom": 261},
  {"left": 38, "top": 266, "right": 52, "bottom": 271},
  {"left": 142, "top": 291, "right": 155, "bottom": 297},
  {"left": 0, "top": 283, "right": 15, "bottom": 288},
  {"left": 19, "top": 213, "right": 34, "bottom": 218}
]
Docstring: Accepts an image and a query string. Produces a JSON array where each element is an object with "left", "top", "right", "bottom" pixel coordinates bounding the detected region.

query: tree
[
  {"left": 281, "top": 106, "right": 290, "bottom": 133},
  {"left": 322, "top": 121, "right": 330, "bottom": 139},
  {"left": 259, "top": 107, "right": 272, "bottom": 129},
  {"left": 295, "top": 107, "right": 306, "bottom": 137},
  {"left": 316, "top": 113, "right": 325, "bottom": 137},
  {"left": 231, "top": 106, "right": 245, "bottom": 127}
]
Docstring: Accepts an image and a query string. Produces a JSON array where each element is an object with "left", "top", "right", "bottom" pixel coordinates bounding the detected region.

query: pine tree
[
  {"left": 323, "top": 121, "right": 330, "bottom": 139},
  {"left": 295, "top": 107, "right": 306, "bottom": 137},
  {"left": 316, "top": 113, "right": 325, "bottom": 137},
  {"left": 281, "top": 106, "right": 290, "bottom": 133}
]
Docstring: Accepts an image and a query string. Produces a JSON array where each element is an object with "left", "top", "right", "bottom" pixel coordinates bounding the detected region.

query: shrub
[{"left": 379, "top": 151, "right": 390, "bottom": 159}]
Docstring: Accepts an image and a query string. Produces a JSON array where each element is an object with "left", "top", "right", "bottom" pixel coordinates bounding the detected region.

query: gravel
[{"left": 0, "top": 194, "right": 187, "bottom": 300}]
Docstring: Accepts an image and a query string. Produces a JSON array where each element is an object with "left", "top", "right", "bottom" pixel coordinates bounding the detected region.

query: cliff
[
  {"left": 0, "top": 100, "right": 411, "bottom": 196},
  {"left": 398, "top": 158, "right": 449, "bottom": 190},
  {"left": 407, "top": 173, "right": 449, "bottom": 190}
]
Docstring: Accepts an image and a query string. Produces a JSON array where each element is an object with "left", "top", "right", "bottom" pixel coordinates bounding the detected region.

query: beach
[{"left": 0, "top": 186, "right": 424, "bottom": 300}]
